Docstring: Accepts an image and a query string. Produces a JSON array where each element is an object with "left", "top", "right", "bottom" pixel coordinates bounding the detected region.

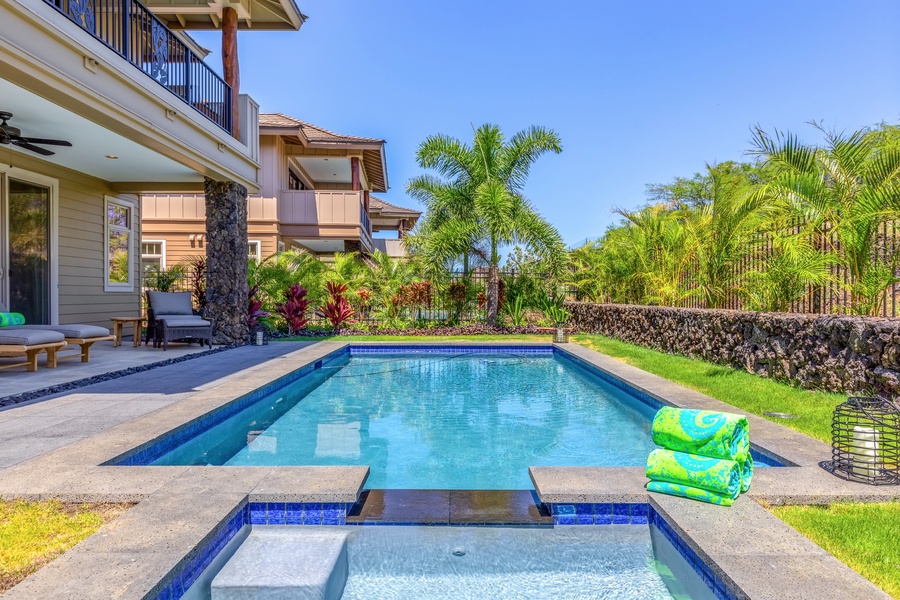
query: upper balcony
[
  {"left": 1, "top": 0, "right": 262, "bottom": 191},
  {"left": 259, "top": 190, "right": 374, "bottom": 252},
  {"left": 44, "top": 0, "right": 231, "bottom": 133}
]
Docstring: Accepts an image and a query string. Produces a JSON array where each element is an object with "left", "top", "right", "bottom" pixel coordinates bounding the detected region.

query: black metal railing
[
  {"left": 360, "top": 203, "right": 372, "bottom": 234},
  {"left": 44, "top": 0, "right": 232, "bottom": 133}
]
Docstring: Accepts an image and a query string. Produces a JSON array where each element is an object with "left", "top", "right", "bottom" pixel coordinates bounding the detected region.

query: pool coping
[{"left": 0, "top": 340, "right": 896, "bottom": 600}]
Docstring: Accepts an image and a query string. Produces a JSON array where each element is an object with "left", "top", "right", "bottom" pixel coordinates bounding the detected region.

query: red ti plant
[
  {"left": 317, "top": 282, "right": 356, "bottom": 331},
  {"left": 275, "top": 283, "right": 311, "bottom": 334},
  {"left": 247, "top": 284, "right": 270, "bottom": 330}
]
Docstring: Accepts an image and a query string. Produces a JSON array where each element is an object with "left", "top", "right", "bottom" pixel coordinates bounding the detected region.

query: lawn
[
  {"left": 770, "top": 502, "right": 900, "bottom": 598},
  {"left": 0, "top": 500, "right": 131, "bottom": 593},
  {"left": 571, "top": 334, "right": 843, "bottom": 442},
  {"left": 278, "top": 331, "right": 842, "bottom": 441}
]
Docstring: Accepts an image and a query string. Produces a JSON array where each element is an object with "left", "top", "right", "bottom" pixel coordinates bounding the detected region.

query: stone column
[{"left": 204, "top": 177, "right": 249, "bottom": 345}]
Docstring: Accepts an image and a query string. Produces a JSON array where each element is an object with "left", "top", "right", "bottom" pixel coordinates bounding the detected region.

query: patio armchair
[{"left": 145, "top": 291, "right": 213, "bottom": 350}]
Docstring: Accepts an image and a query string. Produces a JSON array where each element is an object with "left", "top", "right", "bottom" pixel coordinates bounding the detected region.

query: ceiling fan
[{"left": 0, "top": 111, "right": 72, "bottom": 156}]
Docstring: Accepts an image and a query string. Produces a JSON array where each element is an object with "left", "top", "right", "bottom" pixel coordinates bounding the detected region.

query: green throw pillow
[{"left": 0, "top": 313, "right": 25, "bottom": 327}]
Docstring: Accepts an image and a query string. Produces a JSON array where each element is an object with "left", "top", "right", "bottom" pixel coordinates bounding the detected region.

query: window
[
  {"left": 248, "top": 240, "right": 261, "bottom": 262},
  {"left": 288, "top": 170, "right": 306, "bottom": 190},
  {"left": 277, "top": 241, "right": 285, "bottom": 253},
  {"left": 105, "top": 197, "right": 134, "bottom": 291},
  {"left": 141, "top": 240, "right": 165, "bottom": 276}
]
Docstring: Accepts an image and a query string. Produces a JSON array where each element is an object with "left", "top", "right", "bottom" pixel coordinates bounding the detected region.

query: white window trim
[
  {"left": 248, "top": 239, "right": 262, "bottom": 262},
  {"left": 0, "top": 166, "right": 59, "bottom": 324},
  {"left": 141, "top": 239, "right": 166, "bottom": 270},
  {"left": 104, "top": 196, "right": 135, "bottom": 292}
]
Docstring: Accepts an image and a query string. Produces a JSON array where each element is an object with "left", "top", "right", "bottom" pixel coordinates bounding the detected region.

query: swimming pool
[{"left": 130, "top": 345, "right": 778, "bottom": 489}]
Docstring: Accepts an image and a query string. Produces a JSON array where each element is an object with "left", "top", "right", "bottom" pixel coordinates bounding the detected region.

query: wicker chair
[{"left": 145, "top": 291, "right": 213, "bottom": 350}]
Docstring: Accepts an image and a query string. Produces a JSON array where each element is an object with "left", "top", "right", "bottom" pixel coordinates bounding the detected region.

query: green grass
[
  {"left": 570, "top": 334, "right": 843, "bottom": 443},
  {"left": 770, "top": 502, "right": 900, "bottom": 598},
  {"left": 0, "top": 500, "right": 131, "bottom": 592}
]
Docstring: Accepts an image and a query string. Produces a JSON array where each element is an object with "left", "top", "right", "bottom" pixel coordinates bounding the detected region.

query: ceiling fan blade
[
  {"left": 22, "top": 137, "right": 72, "bottom": 147},
  {"left": 12, "top": 140, "right": 54, "bottom": 156}
]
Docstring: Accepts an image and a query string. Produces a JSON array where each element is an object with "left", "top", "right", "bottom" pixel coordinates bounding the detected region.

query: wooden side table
[{"left": 110, "top": 317, "right": 145, "bottom": 348}]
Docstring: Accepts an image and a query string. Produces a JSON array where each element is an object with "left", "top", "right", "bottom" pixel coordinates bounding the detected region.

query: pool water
[
  {"left": 199, "top": 524, "right": 716, "bottom": 600},
  {"left": 153, "top": 351, "right": 661, "bottom": 489}
]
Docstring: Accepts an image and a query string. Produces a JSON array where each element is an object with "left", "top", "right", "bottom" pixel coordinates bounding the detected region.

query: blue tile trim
[
  {"left": 650, "top": 507, "right": 738, "bottom": 600},
  {"left": 348, "top": 345, "right": 555, "bottom": 356},
  {"left": 547, "top": 502, "right": 651, "bottom": 526}
]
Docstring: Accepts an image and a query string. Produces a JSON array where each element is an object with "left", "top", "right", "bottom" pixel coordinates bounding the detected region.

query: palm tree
[
  {"left": 406, "top": 123, "right": 566, "bottom": 324},
  {"left": 681, "top": 162, "right": 769, "bottom": 308},
  {"left": 750, "top": 123, "right": 900, "bottom": 315}
]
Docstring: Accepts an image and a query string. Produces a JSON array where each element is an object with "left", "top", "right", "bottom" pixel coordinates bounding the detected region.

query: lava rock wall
[{"left": 566, "top": 302, "right": 900, "bottom": 397}]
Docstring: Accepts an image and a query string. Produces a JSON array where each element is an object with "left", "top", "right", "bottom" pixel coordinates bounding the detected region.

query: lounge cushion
[
  {"left": 147, "top": 291, "right": 194, "bottom": 316},
  {"left": 0, "top": 329, "right": 65, "bottom": 346},
  {"left": 6, "top": 324, "right": 111, "bottom": 338},
  {"left": 158, "top": 317, "right": 211, "bottom": 328}
]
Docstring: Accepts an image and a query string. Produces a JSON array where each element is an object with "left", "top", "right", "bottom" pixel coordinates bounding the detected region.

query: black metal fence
[
  {"left": 45, "top": 0, "right": 232, "bottom": 132},
  {"left": 143, "top": 267, "right": 561, "bottom": 326}
]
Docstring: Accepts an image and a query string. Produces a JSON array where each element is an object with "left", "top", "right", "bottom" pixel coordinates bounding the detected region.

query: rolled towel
[
  {"left": 652, "top": 407, "right": 749, "bottom": 462},
  {"left": 647, "top": 481, "right": 735, "bottom": 507},
  {"left": 646, "top": 449, "right": 741, "bottom": 499},
  {"left": 740, "top": 453, "right": 753, "bottom": 493}
]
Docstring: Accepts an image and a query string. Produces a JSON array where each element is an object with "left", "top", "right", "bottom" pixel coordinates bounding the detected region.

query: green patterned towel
[
  {"left": 647, "top": 481, "right": 735, "bottom": 506},
  {"left": 652, "top": 407, "right": 749, "bottom": 461},
  {"left": 646, "top": 449, "right": 741, "bottom": 498},
  {"left": 0, "top": 313, "right": 25, "bottom": 327},
  {"left": 740, "top": 453, "right": 753, "bottom": 492}
]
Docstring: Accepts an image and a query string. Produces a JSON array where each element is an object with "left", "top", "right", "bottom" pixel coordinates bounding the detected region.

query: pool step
[
  {"left": 346, "top": 489, "right": 552, "bottom": 526},
  {"left": 211, "top": 528, "right": 348, "bottom": 600}
]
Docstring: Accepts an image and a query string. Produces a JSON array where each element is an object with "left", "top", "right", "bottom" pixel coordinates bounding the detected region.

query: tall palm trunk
[{"left": 486, "top": 240, "right": 500, "bottom": 325}]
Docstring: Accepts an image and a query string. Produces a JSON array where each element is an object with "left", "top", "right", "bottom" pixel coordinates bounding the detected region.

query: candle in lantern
[{"left": 851, "top": 426, "right": 879, "bottom": 478}]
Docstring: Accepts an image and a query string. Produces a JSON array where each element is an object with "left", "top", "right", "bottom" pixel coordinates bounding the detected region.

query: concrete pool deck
[{"left": 0, "top": 339, "right": 896, "bottom": 599}]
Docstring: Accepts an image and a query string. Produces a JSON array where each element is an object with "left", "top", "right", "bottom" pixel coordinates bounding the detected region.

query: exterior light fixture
[{"left": 105, "top": 155, "right": 118, "bottom": 159}]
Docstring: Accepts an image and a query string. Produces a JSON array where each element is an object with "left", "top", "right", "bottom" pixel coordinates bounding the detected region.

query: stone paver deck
[
  {"left": 0, "top": 339, "right": 212, "bottom": 398},
  {"left": 0, "top": 339, "right": 894, "bottom": 599}
]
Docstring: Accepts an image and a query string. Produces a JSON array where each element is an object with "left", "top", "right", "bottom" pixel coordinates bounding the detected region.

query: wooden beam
[
  {"left": 351, "top": 156, "right": 361, "bottom": 191},
  {"left": 222, "top": 6, "right": 240, "bottom": 140}
]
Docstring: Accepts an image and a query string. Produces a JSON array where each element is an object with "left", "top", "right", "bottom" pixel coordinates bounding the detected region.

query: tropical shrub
[
  {"left": 275, "top": 283, "right": 311, "bottom": 334},
  {"left": 317, "top": 282, "right": 356, "bottom": 330},
  {"left": 247, "top": 284, "right": 270, "bottom": 329}
]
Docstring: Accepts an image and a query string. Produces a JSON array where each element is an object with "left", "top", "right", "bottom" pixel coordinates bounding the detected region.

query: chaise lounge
[
  {"left": 0, "top": 328, "right": 67, "bottom": 372},
  {"left": 145, "top": 291, "right": 213, "bottom": 350},
  {"left": 0, "top": 301, "right": 116, "bottom": 366}
]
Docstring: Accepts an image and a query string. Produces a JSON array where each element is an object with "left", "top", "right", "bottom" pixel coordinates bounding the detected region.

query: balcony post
[
  {"left": 121, "top": 0, "right": 131, "bottom": 61},
  {"left": 350, "top": 157, "right": 361, "bottom": 191},
  {"left": 222, "top": 6, "right": 240, "bottom": 139}
]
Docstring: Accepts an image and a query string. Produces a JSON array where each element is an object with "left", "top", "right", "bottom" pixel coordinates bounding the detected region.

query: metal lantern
[
  {"left": 250, "top": 327, "right": 269, "bottom": 346},
  {"left": 824, "top": 397, "right": 899, "bottom": 485},
  {"left": 553, "top": 326, "right": 568, "bottom": 343}
]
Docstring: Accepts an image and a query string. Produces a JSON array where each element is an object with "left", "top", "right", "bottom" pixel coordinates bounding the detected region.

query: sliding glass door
[{"left": 1, "top": 175, "right": 52, "bottom": 324}]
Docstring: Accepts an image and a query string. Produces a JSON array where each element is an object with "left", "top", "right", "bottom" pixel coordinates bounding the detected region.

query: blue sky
[{"left": 194, "top": 0, "right": 900, "bottom": 246}]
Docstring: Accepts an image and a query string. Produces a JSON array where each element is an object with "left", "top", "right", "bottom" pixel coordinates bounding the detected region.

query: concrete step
[{"left": 211, "top": 528, "right": 349, "bottom": 600}]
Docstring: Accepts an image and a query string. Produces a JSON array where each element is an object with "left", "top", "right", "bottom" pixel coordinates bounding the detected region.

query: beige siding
[{"left": 7, "top": 154, "right": 141, "bottom": 328}]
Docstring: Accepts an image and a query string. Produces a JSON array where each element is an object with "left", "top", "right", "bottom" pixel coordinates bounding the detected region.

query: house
[
  {"left": 0, "top": 0, "right": 305, "bottom": 343},
  {"left": 140, "top": 112, "right": 421, "bottom": 267}
]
